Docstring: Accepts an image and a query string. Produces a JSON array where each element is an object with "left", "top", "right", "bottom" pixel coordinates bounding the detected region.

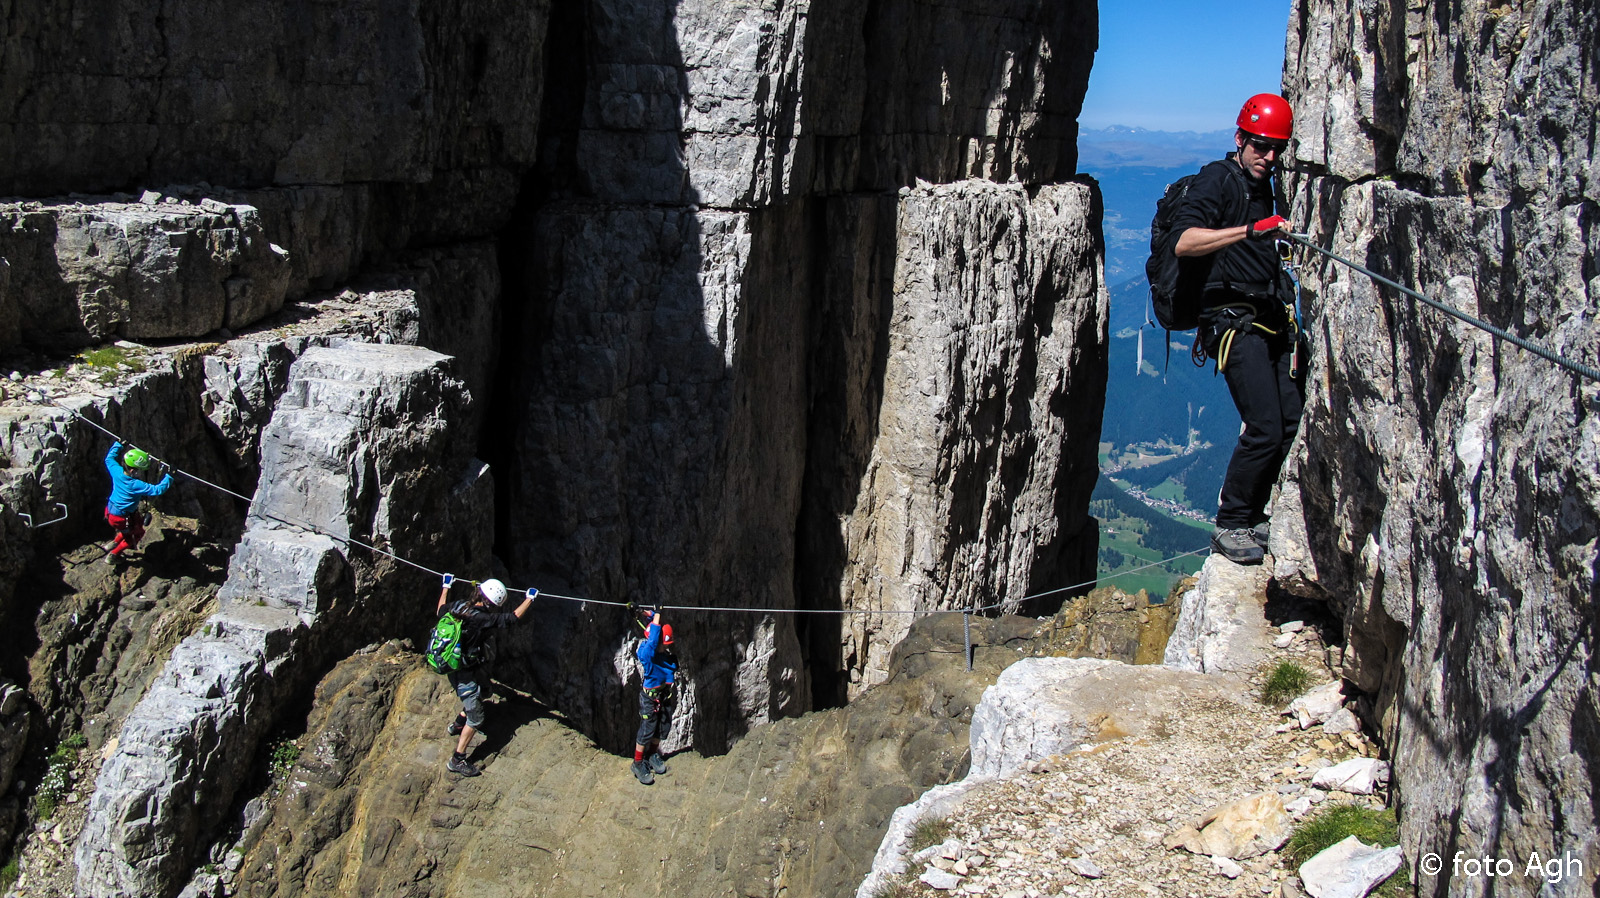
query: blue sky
[{"left": 1080, "top": 1, "right": 1292, "bottom": 133}]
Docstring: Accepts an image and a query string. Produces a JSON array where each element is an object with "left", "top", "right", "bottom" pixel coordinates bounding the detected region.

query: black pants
[
  {"left": 1206, "top": 325, "right": 1304, "bottom": 529},
  {"left": 636, "top": 687, "right": 675, "bottom": 746}
]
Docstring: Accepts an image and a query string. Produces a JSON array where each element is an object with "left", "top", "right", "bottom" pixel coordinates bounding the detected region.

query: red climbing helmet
[
  {"left": 1236, "top": 93, "right": 1293, "bottom": 141},
  {"left": 661, "top": 624, "right": 674, "bottom": 646}
]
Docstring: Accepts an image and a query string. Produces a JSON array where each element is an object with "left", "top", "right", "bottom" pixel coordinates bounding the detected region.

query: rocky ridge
[
  {"left": 0, "top": 264, "right": 499, "bottom": 893},
  {"left": 1277, "top": 0, "right": 1600, "bottom": 892},
  {"left": 6, "top": 603, "right": 1171, "bottom": 898},
  {"left": 74, "top": 339, "right": 492, "bottom": 898},
  {"left": 857, "top": 555, "right": 1393, "bottom": 898}
]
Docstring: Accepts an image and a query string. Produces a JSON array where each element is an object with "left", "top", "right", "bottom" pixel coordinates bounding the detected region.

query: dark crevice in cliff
[
  {"left": 483, "top": 174, "right": 548, "bottom": 563},
  {"left": 481, "top": 0, "right": 589, "bottom": 561},
  {"left": 793, "top": 194, "right": 897, "bottom": 709}
]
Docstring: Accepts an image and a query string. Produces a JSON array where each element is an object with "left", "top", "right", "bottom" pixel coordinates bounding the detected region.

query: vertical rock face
[
  {"left": 506, "top": 0, "right": 1101, "bottom": 749},
  {"left": 75, "top": 343, "right": 493, "bottom": 898},
  {"left": 548, "top": 0, "right": 1087, "bottom": 209},
  {"left": 1279, "top": 2, "right": 1599, "bottom": 893},
  {"left": 0, "top": 201, "right": 291, "bottom": 348},
  {"left": 0, "top": 0, "right": 546, "bottom": 196},
  {"left": 815, "top": 181, "right": 1103, "bottom": 696},
  {"left": 0, "top": 0, "right": 546, "bottom": 354},
  {"left": 2, "top": 1, "right": 1106, "bottom": 893}
]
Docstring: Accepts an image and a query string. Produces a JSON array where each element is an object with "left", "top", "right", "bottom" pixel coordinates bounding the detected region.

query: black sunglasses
[{"left": 1245, "top": 136, "right": 1289, "bottom": 155}]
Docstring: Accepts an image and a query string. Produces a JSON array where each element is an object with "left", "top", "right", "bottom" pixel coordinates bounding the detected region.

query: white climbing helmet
[{"left": 478, "top": 579, "right": 508, "bottom": 607}]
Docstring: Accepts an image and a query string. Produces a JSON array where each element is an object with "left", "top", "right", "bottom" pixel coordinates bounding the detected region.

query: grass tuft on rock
[
  {"left": 267, "top": 737, "right": 301, "bottom": 783},
  {"left": 33, "top": 733, "right": 88, "bottom": 820},
  {"left": 908, "top": 816, "right": 952, "bottom": 854},
  {"left": 80, "top": 345, "right": 146, "bottom": 372},
  {"left": 868, "top": 878, "right": 917, "bottom": 898},
  {"left": 1285, "top": 804, "right": 1409, "bottom": 896},
  {"left": 1261, "top": 660, "right": 1313, "bottom": 705},
  {"left": 79, "top": 345, "right": 147, "bottom": 384}
]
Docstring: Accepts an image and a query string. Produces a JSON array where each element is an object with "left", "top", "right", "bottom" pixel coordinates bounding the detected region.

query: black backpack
[{"left": 1145, "top": 160, "right": 1251, "bottom": 332}]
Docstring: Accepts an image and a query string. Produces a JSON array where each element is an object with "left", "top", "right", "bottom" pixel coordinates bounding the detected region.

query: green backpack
[{"left": 427, "top": 601, "right": 473, "bottom": 673}]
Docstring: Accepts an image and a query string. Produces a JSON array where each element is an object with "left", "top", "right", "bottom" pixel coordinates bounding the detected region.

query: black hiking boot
[
  {"left": 447, "top": 716, "right": 468, "bottom": 737},
  {"left": 1251, "top": 520, "right": 1271, "bottom": 548},
  {"left": 647, "top": 752, "right": 668, "bottom": 775},
  {"left": 447, "top": 753, "right": 480, "bottom": 777},
  {"left": 1210, "top": 527, "right": 1265, "bottom": 565},
  {"left": 631, "top": 759, "right": 654, "bottom": 785}
]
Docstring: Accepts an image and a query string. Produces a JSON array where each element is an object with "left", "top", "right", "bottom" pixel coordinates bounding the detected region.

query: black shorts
[{"left": 636, "top": 686, "right": 675, "bottom": 746}]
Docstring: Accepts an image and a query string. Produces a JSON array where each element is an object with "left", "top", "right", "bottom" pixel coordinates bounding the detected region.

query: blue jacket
[
  {"left": 105, "top": 441, "right": 172, "bottom": 516},
  {"left": 637, "top": 623, "right": 677, "bottom": 689}
]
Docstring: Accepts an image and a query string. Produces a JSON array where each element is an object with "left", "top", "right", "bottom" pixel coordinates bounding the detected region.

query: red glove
[{"left": 1249, "top": 215, "right": 1289, "bottom": 240}]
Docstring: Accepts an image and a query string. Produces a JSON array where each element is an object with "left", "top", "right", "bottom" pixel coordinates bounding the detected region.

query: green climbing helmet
[{"left": 123, "top": 447, "right": 151, "bottom": 470}]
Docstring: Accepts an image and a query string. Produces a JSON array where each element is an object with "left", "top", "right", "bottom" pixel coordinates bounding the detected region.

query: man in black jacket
[
  {"left": 435, "top": 575, "right": 536, "bottom": 776},
  {"left": 1171, "top": 93, "right": 1302, "bottom": 565}
]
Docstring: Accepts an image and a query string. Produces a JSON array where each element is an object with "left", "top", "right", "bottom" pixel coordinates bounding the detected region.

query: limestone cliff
[
  {"left": 0, "top": 1, "right": 1105, "bottom": 896},
  {"left": 1276, "top": 1, "right": 1599, "bottom": 894},
  {"left": 488, "top": 0, "right": 1103, "bottom": 753}
]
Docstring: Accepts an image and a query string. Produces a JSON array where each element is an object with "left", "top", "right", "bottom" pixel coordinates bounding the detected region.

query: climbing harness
[
  {"left": 1279, "top": 240, "right": 1308, "bottom": 380},
  {"left": 1286, "top": 233, "right": 1600, "bottom": 384},
  {"left": 1196, "top": 242, "right": 1301, "bottom": 376}
]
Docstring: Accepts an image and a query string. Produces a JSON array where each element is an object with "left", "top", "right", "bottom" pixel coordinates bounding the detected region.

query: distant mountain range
[
  {"left": 1079, "top": 127, "right": 1236, "bottom": 284},
  {"left": 1079, "top": 126, "right": 1234, "bottom": 170}
]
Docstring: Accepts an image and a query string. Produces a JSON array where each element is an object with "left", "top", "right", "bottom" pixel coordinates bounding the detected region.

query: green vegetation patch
[
  {"left": 908, "top": 816, "right": 952, "bottom": 854},
  {"left": 267, "top": 737, "right": 301, "bottom": 783},
  {"left": 1284, "top": 805, "right": 1409, "bottom": 896},
  {"left": 1146, "top": 479, "right": 1186, "bottom": 503},
  {"left": 869, "top": 879, "right": 917, "bottom": 898},
  {"left": 1261, "top": 660, "right": 1313, "bottom": 705},
  {"left": 79, "top": 345, "right": 148, "bottom": 384},
  {"left": 80, "top": 345, "right": 146, "bottom": 371},
  {"left": 33, "top": 733, "right": 88, "bottom": 820}
]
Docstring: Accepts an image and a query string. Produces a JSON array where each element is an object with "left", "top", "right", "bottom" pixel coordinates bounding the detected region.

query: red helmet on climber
[{"left": 1236, "top": 93, "right": 1293, "bottom": 142}]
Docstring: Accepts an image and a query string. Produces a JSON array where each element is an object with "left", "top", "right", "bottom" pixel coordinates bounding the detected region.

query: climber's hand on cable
[
  {"left": 1249, "top": 215, "right": 1289, "bottom": 240},
  {"left": 442, "top": 573, "right": 454, "bottom": 589}
]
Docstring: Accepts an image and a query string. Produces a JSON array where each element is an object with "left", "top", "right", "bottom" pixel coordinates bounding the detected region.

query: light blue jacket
[{"left": 105, "top": 441, "right": 172, "bottom": 516}]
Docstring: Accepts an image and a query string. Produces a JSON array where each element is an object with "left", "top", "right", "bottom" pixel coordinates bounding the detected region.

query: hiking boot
[
  {"left": 1210, "top": 528, "right": 1265, "bottom": 565},
  {"left": 447, "top": 717, "right": 467, "bottom": 737},
  {"left": 447, "top": 753, "right": 480, "bottom": 777},
  {"left": 1251, "top": 520, "right": 1271, "bottom": 548},
  {"left": 631, "top": 759, "right": 654, "bottom": 785},
  {"left": 647, "top": 752, "right": 668, "bottom": 775}
]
